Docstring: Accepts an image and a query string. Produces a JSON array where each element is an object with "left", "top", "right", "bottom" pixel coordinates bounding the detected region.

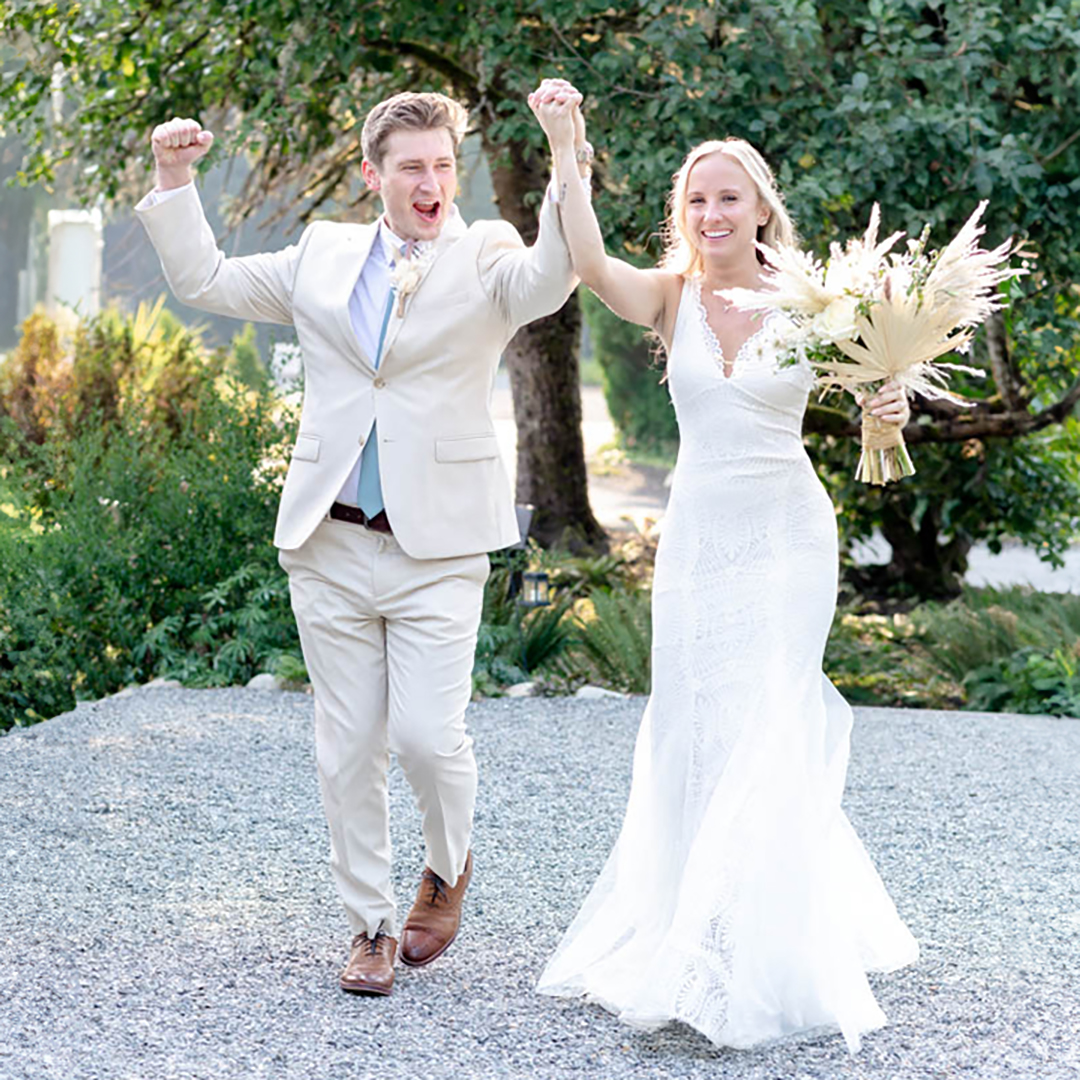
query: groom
[{"left": 136, "top": 81, "right": 586, "bottom": 995}]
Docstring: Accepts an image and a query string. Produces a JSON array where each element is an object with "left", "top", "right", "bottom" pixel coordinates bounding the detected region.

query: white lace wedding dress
[{"left": 537, "top": 279, "right": 918, "bottom": 1054}]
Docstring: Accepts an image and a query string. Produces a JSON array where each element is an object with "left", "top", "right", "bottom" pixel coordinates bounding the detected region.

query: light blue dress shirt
[{"left": 335, "top": 223, "right": 426, "bottom": 511}]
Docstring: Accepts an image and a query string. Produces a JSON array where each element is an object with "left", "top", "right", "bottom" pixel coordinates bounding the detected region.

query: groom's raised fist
[{"left": 150, "top": 117, "right": 214, "bottom": 189}]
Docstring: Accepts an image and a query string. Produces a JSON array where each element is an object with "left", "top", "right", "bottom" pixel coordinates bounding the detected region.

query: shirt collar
[{"left": 378, "top": 219, "right": 430, "bottom": 264}]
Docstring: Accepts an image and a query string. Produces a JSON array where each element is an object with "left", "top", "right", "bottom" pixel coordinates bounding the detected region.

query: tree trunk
[
  {"left": 846, "top": 500, "right": 972, "bottom": 600},
  {"left": 484, "top": 140, "right": 608, "bottom": 553}
]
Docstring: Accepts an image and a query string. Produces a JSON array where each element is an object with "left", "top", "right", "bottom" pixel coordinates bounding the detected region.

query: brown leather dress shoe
[
  {"left": 399, "top": 851, "right": 474, "bottom": 967},
  {"left": 339, "top": 931, "right": 397, "bottom": 995}
]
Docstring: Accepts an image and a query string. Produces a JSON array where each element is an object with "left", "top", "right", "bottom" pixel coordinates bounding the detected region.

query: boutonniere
[{"left": 389, "top": 245, "right": 436, "bottom": 317}]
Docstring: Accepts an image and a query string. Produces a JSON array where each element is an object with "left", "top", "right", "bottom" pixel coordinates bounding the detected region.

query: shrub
[
  {"left": 0, "top": 551, "right": 78, "bottom": 725},
  {"left": 913, "top": 586, "right": 1080, "bottom": 717},
  {"left": 0, "top": 305, "right": 298, "bottom": 729},
  {"left": 824, "top": 607, "right": 961, "bottom": 709},
  {"left": 135, "top": 561, "right": 299, "bottom": 688},
  {"left": 963, "top": 648, "right": 1080, "bottom": 717},
  {"left": 825, "top": 587, "right": 1080, "bottom": 716},
  {"left": 580, "top": 288, "right": 677, "bottom": 458},
  {"left": 913, "top": 586, "right": 1080, "bottom": 681}
]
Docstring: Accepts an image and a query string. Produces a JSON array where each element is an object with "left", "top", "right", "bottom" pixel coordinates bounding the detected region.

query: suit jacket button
[{"left": 374, "top": 376, "right": 386, "bottom": 389}]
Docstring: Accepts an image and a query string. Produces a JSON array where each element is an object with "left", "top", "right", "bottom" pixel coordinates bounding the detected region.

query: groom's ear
[{"left": 361, "top": 159, "right": 382, "bottom": 193}]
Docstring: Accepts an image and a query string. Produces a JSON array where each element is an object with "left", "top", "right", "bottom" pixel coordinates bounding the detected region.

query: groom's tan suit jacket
[{"left": 136, "top": 185, "right": 575, "bottom": 559}]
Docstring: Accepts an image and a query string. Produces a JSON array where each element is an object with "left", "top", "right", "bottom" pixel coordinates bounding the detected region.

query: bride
[{"left": 531, "top": 89, "right": 919, "bottom": 1053}]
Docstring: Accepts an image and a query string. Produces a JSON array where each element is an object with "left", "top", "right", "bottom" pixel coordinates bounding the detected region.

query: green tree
[{"left": 3, "top": 1, "right": 1080, "bottom": 588}]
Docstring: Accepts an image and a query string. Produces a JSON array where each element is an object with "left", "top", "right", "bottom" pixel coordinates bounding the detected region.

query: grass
[{"left": 913, "top": 586, "right": 1080, "bottom": 680}]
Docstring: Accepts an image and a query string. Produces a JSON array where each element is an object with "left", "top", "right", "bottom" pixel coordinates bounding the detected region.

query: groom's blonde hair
[
  {"left": 659, "top": 139, "right": 797, "bottom": 277},
  {"left": 361, "top": 92, "right": 470, "bottom": 170}
]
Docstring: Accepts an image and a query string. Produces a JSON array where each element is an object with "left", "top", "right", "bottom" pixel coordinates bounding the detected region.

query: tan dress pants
[{"left": 279, "top": 516, "right": 488, "bottom": 938}]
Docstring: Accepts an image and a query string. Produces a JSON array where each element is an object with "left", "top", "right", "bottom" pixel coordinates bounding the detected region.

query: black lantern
[{"left": 520, "top": 570, "right": 551, "bottom": 609}]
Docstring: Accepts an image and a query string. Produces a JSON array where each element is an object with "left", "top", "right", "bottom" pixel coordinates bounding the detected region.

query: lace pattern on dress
[{"left": 691, "top": 279, "right": 779, "bottom": 379}]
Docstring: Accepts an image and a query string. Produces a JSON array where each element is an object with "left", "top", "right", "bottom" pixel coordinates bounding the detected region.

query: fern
[{"left": 570, "top": 588, "right": 652, "bottom": 694}]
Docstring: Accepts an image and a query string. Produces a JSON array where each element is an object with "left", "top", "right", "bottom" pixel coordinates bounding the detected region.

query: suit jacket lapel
[
  {"left": 330, "top": 224, "right": 379, "bottom": 373},
  {"left": 380, "top": 208, "right": 469, "bottom": 361}
]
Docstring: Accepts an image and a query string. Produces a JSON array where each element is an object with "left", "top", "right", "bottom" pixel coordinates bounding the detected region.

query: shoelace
[
  {"left": 421, "top": 868, "right": 450, "bottom": 906},
  {"left": 353, "top": 931, "right": 390, "bottom": 956}
]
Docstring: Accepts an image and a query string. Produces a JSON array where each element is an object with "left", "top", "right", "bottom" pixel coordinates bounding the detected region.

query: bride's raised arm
[{"left": 528, "top": 82, "right": 681, "bottom": 342}]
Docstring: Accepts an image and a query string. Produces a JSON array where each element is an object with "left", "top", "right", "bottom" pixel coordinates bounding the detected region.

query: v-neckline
[{"left": 691, "top": 279, "right": 771, "bottom": 380}]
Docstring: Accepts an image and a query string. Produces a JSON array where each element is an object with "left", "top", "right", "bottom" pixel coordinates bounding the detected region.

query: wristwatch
[{"left": 574, "top": 142, "right": 595, "bottom": 165}]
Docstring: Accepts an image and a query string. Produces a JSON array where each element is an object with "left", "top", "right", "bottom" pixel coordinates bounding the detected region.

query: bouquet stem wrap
[{"left": 857, "top": 413, "right": 915, "bottom": 486}]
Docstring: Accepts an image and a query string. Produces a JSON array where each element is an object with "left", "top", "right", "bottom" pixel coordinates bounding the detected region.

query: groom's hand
[{"left": 150, "top": 117, "right": 214, "bottom": 190}]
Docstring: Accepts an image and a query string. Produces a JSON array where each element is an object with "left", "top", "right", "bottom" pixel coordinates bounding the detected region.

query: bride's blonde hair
[{"left": 658, "top": 138, "right": 797, "bottom": 277}]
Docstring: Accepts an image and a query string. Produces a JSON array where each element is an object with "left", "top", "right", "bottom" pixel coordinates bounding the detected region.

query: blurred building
[{"left": 1, "top": 134, "right": 498, "bottom": 357}]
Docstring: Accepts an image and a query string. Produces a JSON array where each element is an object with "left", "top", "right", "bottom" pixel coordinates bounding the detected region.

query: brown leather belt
[{"left": 329, "top": 502, "right": 393, "bottom": 534}]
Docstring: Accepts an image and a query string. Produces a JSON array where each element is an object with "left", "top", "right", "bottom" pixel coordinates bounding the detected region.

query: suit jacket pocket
[
  {"left": 441, "top": 290, "right": 472, "bottom": 310},
  {"left": 292, "top": 433, "right": 322, "bottom": 462},
  {"left": 435, "top": 433, "right": 499, "bottom": 463}
]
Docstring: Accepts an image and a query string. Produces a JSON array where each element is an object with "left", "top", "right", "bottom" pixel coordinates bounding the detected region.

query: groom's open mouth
[{"left": 413, "top": 200, "right": 441, "bottom": 224}]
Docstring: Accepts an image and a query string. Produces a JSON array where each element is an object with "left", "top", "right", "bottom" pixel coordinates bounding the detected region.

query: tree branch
[
  {"left": 806, "top": 376, "right": 1080, "bottom": 444},
  {"left": 368, "top": 39, "right": 480, "bottom": 100},
  {"left": 1039, "top": 125, "right": 1080, "bottom": 166},
  {"left": 904, "top": 375, "right": 1080, "bottom": 442},
  {"left": 984, "top": 312, "right": 1025, "bottom": 412}
]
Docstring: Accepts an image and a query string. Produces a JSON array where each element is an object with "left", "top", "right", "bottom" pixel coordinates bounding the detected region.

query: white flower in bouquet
[
  {"left": 718, "top": 201, "right": 1025, "bottom": 484},
  {"left": 813, "top": 295, "right": 859, "bottom": 343}
]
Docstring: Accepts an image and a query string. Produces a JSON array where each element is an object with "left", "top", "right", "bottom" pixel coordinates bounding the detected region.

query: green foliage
[
  {"left": 472, "top": 553, "right": 579, "bottom": 695},
  {"left": 824, "top": 607, "right": 960, "bottom": 708},
  {"left": 227, "top": 323, "right": 269, "bottom": 391},
  {"left": 134, "top": 562, "right": 298, "bottom": 688},
  {"left": 571, "top": 588, "right": 653, "bottom": 695},
  {"left": 826, "top": 586, "right": 1080, "bottom": 717},
  {"left": 7, "top": 3, "right": 1078, "bottom": 280},
  {"left": 0, "top": 306, "right": 298, "bottom": 729},
  {"left": 273, "top": 652, "right": 309, "bottom": 688},
  {"left": 580, "top": 288, "right": 677, "bottom": 458},
  {"left": 911, "top": 582, "right": 1080, "bottom": 716},
  {"left": 913, "top": 585, "right": 1080, "bottom": 678},
  {"left": 472, "top": 545, "right": 655, "bottom": 697},
  {"left": 963, "top": 649, "right": 1080, "bottom": 717},
  {"left": 0, "top": 297, "right": 225, "bottom": 451},
  {"left": 0, "top": 551, "right": 77, "bottom": 725}
]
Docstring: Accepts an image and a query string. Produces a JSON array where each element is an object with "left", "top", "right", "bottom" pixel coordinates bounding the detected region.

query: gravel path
[{"left": 1, "top": 689, "right": 1078, "bottom": 1080}]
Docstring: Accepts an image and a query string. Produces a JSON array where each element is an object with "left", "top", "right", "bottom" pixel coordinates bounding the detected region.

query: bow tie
[{"left": 382, "top": 230, "right": 428, "bottom": 266}]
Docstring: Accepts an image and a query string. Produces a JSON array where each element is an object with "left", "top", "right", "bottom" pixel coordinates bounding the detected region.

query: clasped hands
[{"left": 528, "top": 78, "right": 589, "bottom": 160}]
